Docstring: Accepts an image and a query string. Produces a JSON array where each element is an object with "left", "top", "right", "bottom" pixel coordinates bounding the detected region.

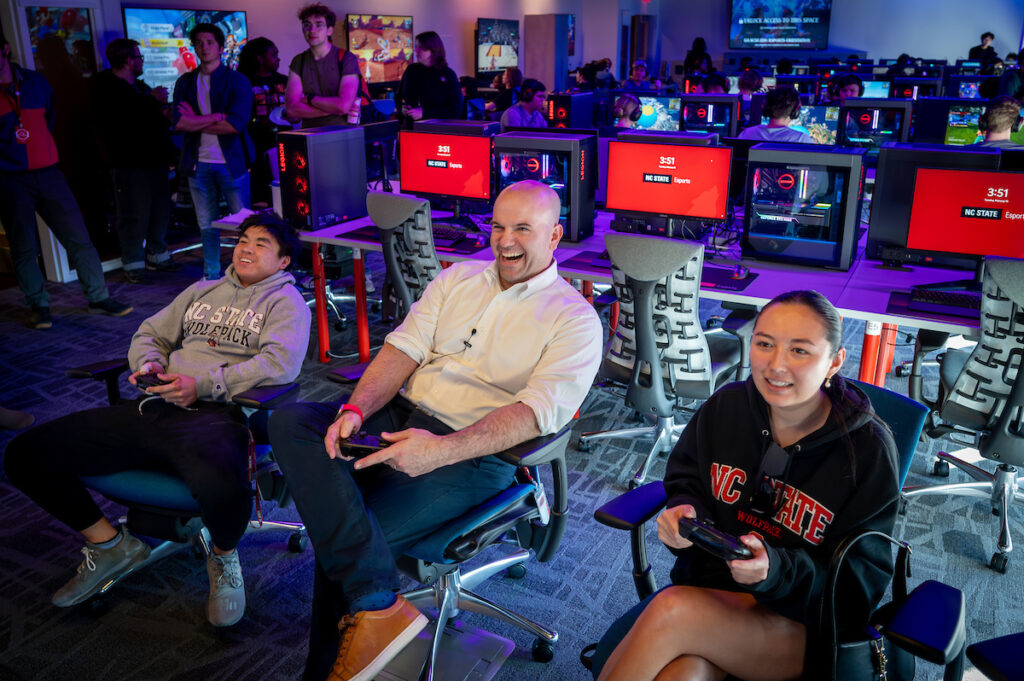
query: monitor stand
[
  {"left": 434, "top": 199, "right": 481, "bottom": 232},
  {"left": 371, "top": 139, "right": 394, "bottom": 193},
  {"left": 912, "top": 258, "right": 984, "bottom": 293}
]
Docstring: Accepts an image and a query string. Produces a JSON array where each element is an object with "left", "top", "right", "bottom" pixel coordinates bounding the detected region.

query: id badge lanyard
[{"left": 1, "top": 83, "right": 30, "bottom": 144}]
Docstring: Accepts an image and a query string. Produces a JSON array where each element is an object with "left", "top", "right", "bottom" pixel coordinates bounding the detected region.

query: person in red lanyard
[{"left": 0, "top": 33, "right": 132, "bottom": 329}]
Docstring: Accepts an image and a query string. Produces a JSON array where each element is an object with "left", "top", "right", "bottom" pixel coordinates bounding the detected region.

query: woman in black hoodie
[{"left": 596, "top": 291, "right": 900, "bottom": 681}]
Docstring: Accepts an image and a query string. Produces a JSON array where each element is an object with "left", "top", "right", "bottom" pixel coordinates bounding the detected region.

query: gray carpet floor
[{"left": 0, "top": 247, "right": 1020, "bottom": 681}]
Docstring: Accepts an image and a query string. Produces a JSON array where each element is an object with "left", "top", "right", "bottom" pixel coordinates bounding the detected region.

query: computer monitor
[
  {"left": 742, "top": 144, "right": 866, "bottom": 270},
  {"left": 632, "top": 95, "right": 682, "bottom": 131},
  {"left": 678, "top": 94, "right": 742, "bottom": 137},
  {"left": 860, "top": 80, "right": 892, "bottom": 98},
  {"left": 866, "top": 142, "right": 1001, "bottom": 266},
  {"left": 906, "top": 168, "right": 1024, "bottom": 267},
  {"left": 492, "top": 132, "right": 596, "bottom": 241},
  {"left": 948, "top": 75, "right": 986, "bottom": 99},
  {"left": 837, "top": 99, "right": 913, "bottom": 155},
  {"left": 889, "top": 78, "right": 941, "bottom": 100},
  {"left": 910, "top": 98, "right": 985, "bottom": 145},
  {"left": 955, "top": 59, "right": 982, "bottom": 75},
  {"left": 475, "top": 18, "right": 519, "bottom": 80},
  {"left": 345, "top": 14, "right": 413, "bottom": 84},
  {"left": 775, "top": 75, "right": 819, "bottom": 95},
  {"left": 398, "top": 130, "right": 492, "bottom": 202},
  {"left": 605, "top": 140, "right": 732, "bottom": 238},
  {"left": 618, "top": 131, "right": 719, "bottom": 146}
]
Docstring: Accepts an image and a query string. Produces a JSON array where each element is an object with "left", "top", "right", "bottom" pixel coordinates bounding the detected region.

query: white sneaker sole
[{"left": 346, "top": 612, "right": 429, "bottom": 681}]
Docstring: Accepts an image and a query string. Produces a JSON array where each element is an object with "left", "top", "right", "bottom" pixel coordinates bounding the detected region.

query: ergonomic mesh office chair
[
  {"left": 66, "top": 359, "right": 307, "bottom": 600},
  {"left": 577, "top": 234, "right": 750, "bottom": 488},
  {"left": 902, "top": 256, "right": 1024, "bottom": 573}
]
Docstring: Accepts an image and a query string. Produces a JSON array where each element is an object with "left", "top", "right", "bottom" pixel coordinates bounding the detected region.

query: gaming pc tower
[
  {"left": 742, "top": 143, "right": 866, "bottom": 270},
  {"left": 493, "top": 132, "right": 596, "bottom": 241},
  {"left": 544, "top": 92, "right": 595, "bottom": 128},
  {"left": 278, "top": 125, "right": 367, "bottom": 230}
]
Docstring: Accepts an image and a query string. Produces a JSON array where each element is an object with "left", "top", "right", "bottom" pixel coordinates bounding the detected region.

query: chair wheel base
[
  {"left": 288, "top": 532, "right": 308, "bottom": 553},
  {"left": 334, "top": 321, "right": 347, "bottom": 332},
  {"left": 990, "top": 552, "right": 1008, "bottom": 573},
  {"left": 576, "top": 439, "right": 590, "bottom": 453},
  {"left": 628, "top": 478, "right": 642, "bottom": 490},
  {"left": 506, "top": 563, "right": 526, "bottom": 579},
  {"left": 532, "top": 638, "right": 555, "bottom": 663},
  {"left": 898, "top": 498, "right": 908, "bottom": 516},
  {"left": 932, "top": 460, "right": 950, "bottom": 477}
]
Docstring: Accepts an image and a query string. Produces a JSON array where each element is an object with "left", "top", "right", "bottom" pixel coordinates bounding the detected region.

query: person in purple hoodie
[{"left": 5, "top": 212, "right": 310, "bottom": 628}]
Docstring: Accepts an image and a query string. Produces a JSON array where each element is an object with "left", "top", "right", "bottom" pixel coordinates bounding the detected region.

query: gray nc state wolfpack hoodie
[{"left": 128, "top": 265, "right": 311, "bottom": 402}]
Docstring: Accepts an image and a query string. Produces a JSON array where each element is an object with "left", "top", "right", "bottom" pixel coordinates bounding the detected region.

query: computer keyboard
[
  {"left": 907, "top": 286, "right": 981, "bottom": 318},
  {"left": 432, "top": 226, "right": 469, "bottom": 248}
]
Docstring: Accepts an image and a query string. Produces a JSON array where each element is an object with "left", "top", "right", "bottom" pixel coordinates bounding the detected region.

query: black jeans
[
  {"left": 268, "top": 396, "right": 515, "bottom": 681},
  {"left": 4, "top": 399, "right": 253, "bottom": 550},
  {"left": 111, "top": 166, "right": 171, "bottom": 270}
]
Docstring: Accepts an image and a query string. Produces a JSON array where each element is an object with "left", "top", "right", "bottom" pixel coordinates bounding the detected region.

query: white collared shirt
[{"left": 385, "top": 259, "right": 603, "bottom": 434}]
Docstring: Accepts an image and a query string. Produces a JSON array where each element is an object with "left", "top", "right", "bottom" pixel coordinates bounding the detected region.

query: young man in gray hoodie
[{"left": 4, "top": 213, "right": 311, "bottom": 627}]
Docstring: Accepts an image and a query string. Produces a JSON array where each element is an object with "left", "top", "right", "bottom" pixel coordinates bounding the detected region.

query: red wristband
[{"left": 337, "top": 403, "right": 363, "bottom": 423}]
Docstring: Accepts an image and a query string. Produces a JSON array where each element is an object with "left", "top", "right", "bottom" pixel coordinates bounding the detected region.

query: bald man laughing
[{"left": 269, "top": 181, "right": 604, "bottom": 681}]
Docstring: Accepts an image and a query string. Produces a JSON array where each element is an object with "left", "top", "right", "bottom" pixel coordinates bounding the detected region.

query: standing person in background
[
  {"left": 285, "top": 3, "right": 361, "bottom": 129},
  {"left": 684, "top": 37, "right": 713, "bottom": 76},
  {"left": 969, "top": 32, "right": 998, "bottom": 64},
  {"left": 396, "top": 31, "right": 461, "bottom": 129},
  {"left": 0, "top": 33, "right": 132, "bottom": 328},
  {"left": 239, "top": 37, "right": 289, "bottom": 208},
  {"left": 499, "top": 78, "right": 547, "bottom": 131},
  {"left": 90, "top": 38, "right": 179, "bottom": 285},
  {"left": 172, "top": 23, "right": 253, "bottom": 281}
]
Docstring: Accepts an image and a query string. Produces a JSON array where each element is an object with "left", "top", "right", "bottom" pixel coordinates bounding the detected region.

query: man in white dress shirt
[{"left": 269, "top": 180, "right": 603, "bottom": 681}]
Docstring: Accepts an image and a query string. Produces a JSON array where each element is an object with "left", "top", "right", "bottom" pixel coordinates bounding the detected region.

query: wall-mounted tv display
[
  {"left": 122, "top": 7, "right": 247, "bottom": 92},
  {"left": 346, "top": 14, "right": 413, "bottom": 84},
  {"left": 729, "top": 0, "right": 832, "bottom": 50},
  {"left": 476, "top": 18, "right": 519, "bottom": 78}
]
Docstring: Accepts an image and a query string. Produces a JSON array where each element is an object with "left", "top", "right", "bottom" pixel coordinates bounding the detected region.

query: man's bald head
[{"left": 490, "top": 180, "right": 563, "bottom": 290}]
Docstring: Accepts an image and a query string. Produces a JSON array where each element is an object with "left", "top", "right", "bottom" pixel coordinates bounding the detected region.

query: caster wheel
[
  {"left": 288, "top": 532, "right": 309, "bottom": 553},
  {"left": 191, "top": 543, "right": 205, "bottom": 559},
  {"left": 898, "top": 498, "right": 908, "bottom": 516},
  {"left": 989, "top": 552, "right": 1008, "bottom": 573},
  {"left": 932, "top": 459, "right": 950, "bottom": 477},
  {"left": 576, "top": 439, "right": 590, "bottom": 453},
  {"left": 334, "top": 320, "right": 347, "bottom": 332},
  {"left": 532, "top": 638, "right": 555, "bottom": 663},
  {"left": 628, "top": 478, "right": 641, "bottom": 490},
  {"left": 506, "top": 563, "right": 527, "bottom": 579},
  {"left": 370, "top": 301, "right": 381, "bottom": 313}
]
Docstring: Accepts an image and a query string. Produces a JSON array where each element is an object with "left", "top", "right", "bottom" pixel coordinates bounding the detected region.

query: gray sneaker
[
  {"left": 52, "top": 530, "right": 151, "bottom": 607},
  {"left": 206, "top": 551, "right": 245, "bottom": 626}
]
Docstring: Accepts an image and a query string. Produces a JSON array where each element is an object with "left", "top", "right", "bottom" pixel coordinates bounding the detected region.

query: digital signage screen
[
  {"left": 476, "top": 18, "right": 519, "bottom": 77},
  {"left": 346, "top": 14, "right": 413, "bottom": 84},
  {"left": 605, "top": 141, "right": 732, "bottom": 221},
  {"left": 729, "top": 0, "right": 832, "bottom": 50},
  {"left": 122, "top": 7, "right": 247, "bottom": 92},
  {"left": 398, "top": 131, "right": 492, "bottom": 201}
]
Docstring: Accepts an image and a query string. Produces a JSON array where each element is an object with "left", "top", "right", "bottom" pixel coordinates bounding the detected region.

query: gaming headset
[
  {"left": 613, "top": 94, "right": 642, "bottom": 122},
  {"left": 979, "top": 95, "right": 1024, "bottom": 133},
  {"left": 519, "top": 78, "right": 546, "bottom": 103}
]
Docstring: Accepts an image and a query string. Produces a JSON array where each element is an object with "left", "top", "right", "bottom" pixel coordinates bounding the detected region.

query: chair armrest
[
  {"left": 66, "top": 358, "right": 130, "bottom": 380},
  {"left": 327, "top": 362, "right": 371, "bottom": 384},
  {"left": 494, "top": 426, "right": 571, "bottom": 467},
  {"left": 593, "top": 481, "right": 667, "bottom": 531},
  {"left": 233, "top": 383, "right": 299, "bottom": 409},
  {"left": 884, "top": 579, "right": 966, "bottom": 666}
]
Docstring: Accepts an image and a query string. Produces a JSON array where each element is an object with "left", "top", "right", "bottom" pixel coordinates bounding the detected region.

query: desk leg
[
  {"left": 353, "top": 249, "right": 370, "bottom": 364},
  {"left": 609, "top": 301, "right": 619, "bottom": 338},
  {"left": 582, "top": 280, "right": 594, "bottom": 306},
  {"left": 858, "top": 320, "right": 881, "bottom": 384},
  {"left": 312, "top": 243, "right": 331, "bottom": 364},
  {"left": 872, "top": 323, "right": 899, "bottom": 387}
]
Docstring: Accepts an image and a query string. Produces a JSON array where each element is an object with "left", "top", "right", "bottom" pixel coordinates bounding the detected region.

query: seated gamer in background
[
  {"left": 269, "top": 180, "right": 603, "bottom": 681},
  {"left": 978, "top": 95, "right": 1024, "bottom": 148},
  {"left": 592, "top": 290, "right": 901, "bottom": 681},
  {"left": 4, "top": 212, "right": 310, "bottom": 628},
  {"left": 738, "top": 87, "right": 813, "bottom": 143}
]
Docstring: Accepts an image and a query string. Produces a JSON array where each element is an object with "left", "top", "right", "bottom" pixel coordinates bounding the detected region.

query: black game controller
[
  {"left": 678, "top": 516, "right": 753, "bottom": 562},
  {"left": 340, "top": 432, "right": 389, "bottom": 456},
  {"left": 135, "top": 373, "right": 171, "bottom": 390}
]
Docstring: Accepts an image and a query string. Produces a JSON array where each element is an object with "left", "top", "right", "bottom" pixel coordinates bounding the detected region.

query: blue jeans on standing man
[{"left": 187, "top": 162, "right": 249, "bottom": 279}]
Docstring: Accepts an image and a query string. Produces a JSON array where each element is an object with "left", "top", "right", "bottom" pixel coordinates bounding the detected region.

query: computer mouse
[{"left": 731, "top": 265, "right": 749, "bottom": 280}]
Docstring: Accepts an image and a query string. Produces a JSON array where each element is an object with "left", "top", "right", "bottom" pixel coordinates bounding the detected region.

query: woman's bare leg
[{"left": 597, "top": 586, "right": 806, "bottom": 681}]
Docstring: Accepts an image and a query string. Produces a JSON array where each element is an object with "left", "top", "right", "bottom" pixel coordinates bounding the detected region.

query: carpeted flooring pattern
[{"left": 0, "top": 247, "right": 1020, "bottom": 681}]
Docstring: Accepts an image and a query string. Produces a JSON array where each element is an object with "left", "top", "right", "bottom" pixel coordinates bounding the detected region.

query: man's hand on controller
[
  {"left": 325, "top": 410, "right": 363, "bottom": 460},
  {"left": 354, "top": 428, "right": 448, "bottom": 477},
  {"left": 145, "top": 373, "right": 198, "bottom": 408},
  {"left": 128, "top": 361, "right": 165, "bottom": 387}
]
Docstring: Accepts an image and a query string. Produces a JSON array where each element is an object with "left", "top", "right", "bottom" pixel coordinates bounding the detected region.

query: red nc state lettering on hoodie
[{"left": 710, "top": 463, "right": 746, "bottom": 504}]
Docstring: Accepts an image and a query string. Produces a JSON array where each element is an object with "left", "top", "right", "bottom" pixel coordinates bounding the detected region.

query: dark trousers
[
  {"left": 4, "top": 399, "right": 253, "bottom": 550},
  {"left": 0, "top": 166, "right": 110, "bottom": 308},
  {"left": 268, "top": 397, "right": 515, "bottom": 681},
  {"left": 111, "top": 166, "right": 171, "bottom": 270}
]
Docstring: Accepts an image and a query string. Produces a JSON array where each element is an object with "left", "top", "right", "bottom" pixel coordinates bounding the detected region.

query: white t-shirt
[{"left": 196, "top": 72, "right": 226, "bottom": 164}]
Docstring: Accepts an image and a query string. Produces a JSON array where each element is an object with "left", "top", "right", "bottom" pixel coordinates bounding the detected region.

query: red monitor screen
[
  {"left": 605, "top": 141, "right": 732, "bottom": 220},
  {"left": 398, "top": 131, "right": 492, "bottom": 200},
  {"left": 907, "top": 168, "right": 1024, "bottom": 259}
]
